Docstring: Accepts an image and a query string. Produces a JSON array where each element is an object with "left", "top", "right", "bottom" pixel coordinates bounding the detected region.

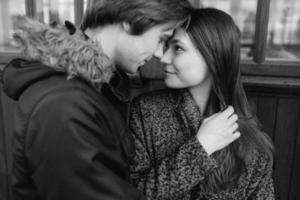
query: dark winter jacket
[
  {"left": 129, "top": 89, "right": 275, "bottom": 200},
  {"left": 1, "top": 16, "right": 144, "bottom": 200}
]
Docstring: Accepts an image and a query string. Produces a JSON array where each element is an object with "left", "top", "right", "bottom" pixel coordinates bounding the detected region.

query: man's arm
[{"left": 26, "top": 89, "right": 145, "bottom": 200}]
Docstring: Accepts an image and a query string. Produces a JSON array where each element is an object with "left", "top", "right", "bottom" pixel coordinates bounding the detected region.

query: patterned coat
[{"left": 129, "top": 89, "right": 275, "bottom": 200}]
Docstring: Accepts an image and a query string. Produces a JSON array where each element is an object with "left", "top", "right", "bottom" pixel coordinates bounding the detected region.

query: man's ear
[{"left": 122, "top": 22, "right": 131, "bottom": 34}]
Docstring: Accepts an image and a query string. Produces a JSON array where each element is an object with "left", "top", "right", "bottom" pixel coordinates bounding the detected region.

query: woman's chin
[{"left": 164, "top": 79, "right": 180, "bottom": 89}]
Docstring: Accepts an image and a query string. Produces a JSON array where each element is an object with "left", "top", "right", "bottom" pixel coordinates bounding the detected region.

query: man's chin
[{"left": 126, "top": 67, "right": 141, "bottom": 78}]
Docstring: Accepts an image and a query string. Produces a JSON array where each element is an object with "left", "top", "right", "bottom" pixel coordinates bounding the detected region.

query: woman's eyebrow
[{"left": 169, "top": 39, "right": 184, "bottom": 45}]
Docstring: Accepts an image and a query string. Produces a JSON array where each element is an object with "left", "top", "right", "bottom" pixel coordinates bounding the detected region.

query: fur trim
[{"left": 13, "top": 15, "right": 115, "bottom": 90}]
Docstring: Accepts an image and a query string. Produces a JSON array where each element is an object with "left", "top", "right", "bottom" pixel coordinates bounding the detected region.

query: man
[{"left": 1, "top": 0, "right": 191, "bottom": 199}]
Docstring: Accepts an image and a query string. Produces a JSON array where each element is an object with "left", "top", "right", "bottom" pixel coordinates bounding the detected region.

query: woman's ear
[{"left": 122, "top": 22, "right": 131, "bottom": 34}]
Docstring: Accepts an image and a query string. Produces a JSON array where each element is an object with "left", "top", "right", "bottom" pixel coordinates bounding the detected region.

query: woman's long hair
[{"left": 186, "top": 8, "right": 275, "bottom": 191}]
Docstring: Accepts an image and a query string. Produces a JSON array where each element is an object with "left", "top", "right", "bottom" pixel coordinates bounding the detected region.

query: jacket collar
[
  {"left": 102, "top": 69, "right": 130, "bottom": 103},
  {"left": 174, "top": 89, "right": 203, "bottom": 136},
  {"left": 174, "top": 89, "right": 218, "bottom": 136},
  {"left": 12, "top": 16, "right": 115, "bottom": 92}
]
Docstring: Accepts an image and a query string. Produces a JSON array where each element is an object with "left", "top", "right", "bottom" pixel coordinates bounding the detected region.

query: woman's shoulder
[{"left": 245, "top": 145, "right": 273, "bottom": 173}]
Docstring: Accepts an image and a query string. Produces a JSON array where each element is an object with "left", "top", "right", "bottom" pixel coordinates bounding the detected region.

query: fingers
[
  {"left": 232, "top": 131, "right": 241, "bottom": 140},
  {"left": 227, "top": 122, "right": 239, "bottom": 134},
  {"left": 218, "top": 106, "right": 234, "bottom": 119},
  {"left": 228, "top": 114, "right": 238, "bottom": 124}
]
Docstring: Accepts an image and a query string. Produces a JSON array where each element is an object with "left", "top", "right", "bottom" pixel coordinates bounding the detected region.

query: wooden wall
[{"left": 246, "top": 86, "right": 300, "bottom": 200}]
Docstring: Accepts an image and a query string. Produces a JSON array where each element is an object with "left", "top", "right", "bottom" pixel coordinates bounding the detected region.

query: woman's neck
[{"left": 188, "top": 79, "right": 212, "bottom": 114}]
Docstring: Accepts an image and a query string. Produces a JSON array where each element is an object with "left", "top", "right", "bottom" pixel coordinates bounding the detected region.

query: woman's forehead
[{"left": 172, "top": 28, "right": 189, "bottom": 42}]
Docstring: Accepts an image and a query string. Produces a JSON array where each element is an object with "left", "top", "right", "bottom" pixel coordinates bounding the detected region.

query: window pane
[
  {"left": 266, "top": 0, "right": 300, "bottom": 60},
  {"left": 194, "top": 0, "right": 258, "bottom": 60},
  {"left": 84, "top": 0, "right": 88, "bottom": 12},
  {"left": 36, "top": 0, "right": 75, "bottom": 24},
  {"left": 0, "top": 0, "right": 25, "bottom": 52}
]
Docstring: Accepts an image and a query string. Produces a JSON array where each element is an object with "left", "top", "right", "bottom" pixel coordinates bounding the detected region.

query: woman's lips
[{"left": 164, "top": 70, "right": 176, "bottom": 74}]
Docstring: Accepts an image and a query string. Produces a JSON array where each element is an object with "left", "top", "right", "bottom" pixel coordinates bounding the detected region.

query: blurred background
[
  {"left": 1, "top": 0, "right": 300, "bottom": 60},
  {"left": 0, "top": 1, "right": 300, "bottom": 200}
]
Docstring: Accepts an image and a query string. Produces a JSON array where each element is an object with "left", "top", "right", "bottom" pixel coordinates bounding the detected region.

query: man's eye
[
  {"left": 163, "top": 42, "right": 169, "bottom": 51},
  {"left": 159, "top": 38, "right": 166, "bottom": 44}
]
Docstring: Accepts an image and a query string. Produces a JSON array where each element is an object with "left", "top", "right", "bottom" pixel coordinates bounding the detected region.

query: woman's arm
[
  {"left": 129, "top": 99, "right": 218, "bottom": 200},
  {"left": 129, "top": 97, "right": 240, "bottom": 200},
  {"left": 195, "top": 149, "right": 275, "bottom": 200},
  {"left": 248, "top": 152, "right": 275, "bottom": 200}
]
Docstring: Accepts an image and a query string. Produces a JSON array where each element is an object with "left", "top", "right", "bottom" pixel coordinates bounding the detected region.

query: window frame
[
  {"left": 190, "top": 0, "right": 300, "bottom": 88},
  {"left": 0, "top": 0, "right": 84, "bottom": 65},
  {"left": 1, "top": 0, "right": 300, "bottom": 87}
]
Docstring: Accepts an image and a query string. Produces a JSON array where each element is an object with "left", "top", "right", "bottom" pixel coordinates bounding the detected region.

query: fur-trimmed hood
[{"left": 2, "top": 16, "right": 116, "bottom": 99}]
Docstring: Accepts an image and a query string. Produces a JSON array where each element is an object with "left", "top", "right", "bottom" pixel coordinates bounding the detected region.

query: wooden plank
[
  {"left": 0, "top": 64, "right": 5, "bottom": 71},
  {"left": 49, "top": 0, "right": 59, "bottom": 24},
  {"left": 25, "top": 0, "right": 36, "bottom": 18},
  {"left": 288, "top": 104, "right": 300, "bottom": 200},
  {"left": 74, "top": 0, "right": 84, "bottom": 26},
  {"left": 256, "top": 96, "right": 278, "bottom": 140},
  {"left": 193, "top": 0, "right": 201, "bottom": 8},
  {"left": 253, "top": 0, "right": 270, "bottom": 63},
  {"left": 246, "top": 95, "right": 258, "bottom": 115},
  {"left": 242, "top": 76, "right": 300, "bottom": 91},
  {"left": 0, "top": 52, "right": 22, "bottom": 64},
  {"left": 241, "top": 61, "right": 300, "bottom": 78},
  {"left": 273, "top": 98, "right": 299, "bottom": 200},
  {"left": 0, "top": 84, "right": 10, "bottom": 200}
]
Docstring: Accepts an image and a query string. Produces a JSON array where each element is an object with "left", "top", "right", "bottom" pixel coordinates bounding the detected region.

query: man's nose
[
  {"left": 153, "top": 43, "right": 164, "bottom": 59},
  {"left": 160, "top": 48, "right": 172, "bottom": 65}
]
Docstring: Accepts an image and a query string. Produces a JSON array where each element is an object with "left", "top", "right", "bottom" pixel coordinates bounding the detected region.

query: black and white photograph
[{"left": 0, "top": 0, "right": 300, "bottom": 200}]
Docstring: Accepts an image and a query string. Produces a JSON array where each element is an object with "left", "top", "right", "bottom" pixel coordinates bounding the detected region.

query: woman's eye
[{"left": 174, "top": 45, "right": 184, "bottom": 53}]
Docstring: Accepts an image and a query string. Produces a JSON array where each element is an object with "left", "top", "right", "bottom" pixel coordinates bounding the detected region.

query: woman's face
[{"left": 161, "top": 28, "right": 212, "bottom": 89}]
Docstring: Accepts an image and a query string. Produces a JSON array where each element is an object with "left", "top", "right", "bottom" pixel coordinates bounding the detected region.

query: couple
[{"left": 1, "top": 0, "right": 274, "bottom": 199}]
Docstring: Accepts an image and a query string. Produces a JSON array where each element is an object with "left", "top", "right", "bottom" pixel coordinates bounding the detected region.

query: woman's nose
[{"left": 153, "top": 43, "right": 164, "bottom": 59}]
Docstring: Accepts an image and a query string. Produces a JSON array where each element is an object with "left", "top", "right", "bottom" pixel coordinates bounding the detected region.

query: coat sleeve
[
  {"left": 248, "top": 153, "right": 275, "bottom": 200},
  {"left": 129, "top": 99, "right": 217, "bottom": 200},
  {"left": 24, "top": 89, "right": 145, "bottom": 200},
  {"left": 194, "top": 149, "right": 275, "bottom": 200},
  {"left": 251, "top": 169, "right": 275, "bottom": 199}
]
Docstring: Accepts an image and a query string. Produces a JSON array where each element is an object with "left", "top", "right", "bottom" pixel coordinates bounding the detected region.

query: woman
[{"left": 130, "top": 8, "right": 275, "bottom": 200}]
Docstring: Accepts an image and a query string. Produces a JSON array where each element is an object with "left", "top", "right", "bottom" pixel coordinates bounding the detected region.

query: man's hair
[{"left": 80, "top": 0, "right": 192, "bottom": 35}]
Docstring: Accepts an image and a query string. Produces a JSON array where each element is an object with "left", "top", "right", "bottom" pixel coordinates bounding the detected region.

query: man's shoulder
[{"left": 18, "top": 75, "right": 103, "bottom": 115}]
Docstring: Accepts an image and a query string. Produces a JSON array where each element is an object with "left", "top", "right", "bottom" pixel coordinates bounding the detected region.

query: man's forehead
[
  {"left": 160, "top": 21, "right": 178, "bottom": 31},
  {"left": 162, "top": 29, "right": 174, "bottom": 37}
]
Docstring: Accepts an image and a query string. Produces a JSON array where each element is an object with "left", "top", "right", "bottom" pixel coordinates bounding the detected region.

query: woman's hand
[{"left": 196, "top": 106, "right": 240, "bottom": 155}]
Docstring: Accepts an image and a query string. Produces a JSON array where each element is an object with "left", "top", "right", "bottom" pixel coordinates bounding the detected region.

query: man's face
[{"left": 115, "top": 22, "right": 175, "bottom": 75}]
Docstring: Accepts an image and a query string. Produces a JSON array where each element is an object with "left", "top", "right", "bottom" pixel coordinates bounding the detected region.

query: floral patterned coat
[{"left": 129, "top": 89, "right": 275, "bottom": 200}]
